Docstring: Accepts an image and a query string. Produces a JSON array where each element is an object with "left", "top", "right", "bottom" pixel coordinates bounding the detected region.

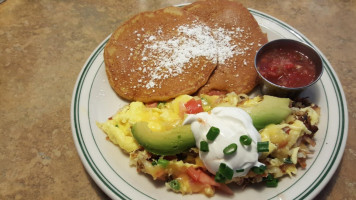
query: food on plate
[
  {"left": 131, "top": 122, "right": 195, "bottom": 156},
  {"left": 242, "top": 95, "right": 292, "bottom": 130},
  {"left": 97, "top": 93, "right": 320, "bottom": 196},
  {"left": 104, "top": 6, "right": 218, "bottom": 103},
  {"left": 183, "top": 0, "right": 268, "bottom": 95},
  {"left": 257, "top": 47, "right": 317, "bottom": 88},
  {"left": 104, "top": 0, "right": 267, "bottom": 102}
]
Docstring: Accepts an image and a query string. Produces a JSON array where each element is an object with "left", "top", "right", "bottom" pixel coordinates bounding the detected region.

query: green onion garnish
[
  {"left": 263, "top": 174, "right": 278, "bottom": 187},
  {"left": 240, "top": 135, "right": 252, "bottom": 145},
  {"left": 251, "top": 165, "right": 266, "bottom": 174},
  {"left": 157, "top": 102, "right": 166, "bottom": 109},
  {"left": 283, "top": 157, "right": 293, "bottom": 164},
  {"left": 206, "top": 126, "right": 220, "bottom": 141},
  {"left": 157, "top": 158, "right": 169, "bottom": 168},
  {"left": 257, "top": 141, "right": 269, "bottom": 152},
  {"left": 151, "top": 160, "right": 157, "bottom": 166},
  {"left": 200, "top": 141, "right": 209, "bottom": 152},
  {"left": 215, "top": 163, "right": 234, "bottom": 183},
  {"left": 214, "top": 171, "right": 226, "bottom": 183},
  {"left": 266, "top": 178, "right": 278, "bottom": 187},
  {"left": 168, "top": 179, "right": 180, "bottom": 191},
  {"left": 223, "top": 143, "right": 237, "bottom": 155},
  {"left": 236, "top": 169, "right": 244, "bottom": 173},
  {"left": 200, "top": 97, "right": 209, "bottom": 106}
]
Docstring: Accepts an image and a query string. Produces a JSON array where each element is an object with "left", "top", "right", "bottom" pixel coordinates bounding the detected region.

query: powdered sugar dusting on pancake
[{"left": 135, "top": 23, "right": 248, "bottom": 90}]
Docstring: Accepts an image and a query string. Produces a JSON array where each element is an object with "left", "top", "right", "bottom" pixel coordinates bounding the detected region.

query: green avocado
[
  {"left": 132, "top": 96, "right": 291, "bottom": 155},
  {"left": 131, "top": 122, "right": 196, "bottom": 156},
  {"left": 245, "top": 95, "right": 292, "bottom": 130}
]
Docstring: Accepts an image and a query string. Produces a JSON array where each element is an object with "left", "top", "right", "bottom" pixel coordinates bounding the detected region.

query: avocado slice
[
  {"left": 131, "top": 122, "right": 196, "bottom": 156},
  {"left": 246, "top": 95, "right": 292, "bottom": 130}
]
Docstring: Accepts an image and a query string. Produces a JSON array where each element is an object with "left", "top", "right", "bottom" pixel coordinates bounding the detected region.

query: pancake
[
  {"left": 184, "top": 0, "right": 268, "bottom": 95},
  {"left": 104, "top": 6, "right": 218, "bottom": 103}
]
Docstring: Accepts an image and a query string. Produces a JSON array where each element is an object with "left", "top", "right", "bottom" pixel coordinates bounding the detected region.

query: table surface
[{"left": 1, "top": 0, "right": 355, "bottom": 199}]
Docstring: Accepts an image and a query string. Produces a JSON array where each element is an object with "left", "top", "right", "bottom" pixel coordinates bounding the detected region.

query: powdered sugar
[{"left": 129, "top": 23, "right": 252, "bottom": 90}]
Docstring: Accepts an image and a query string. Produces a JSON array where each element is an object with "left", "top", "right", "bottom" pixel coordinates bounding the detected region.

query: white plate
[{"left": 71, "top": 9, "right": 348, "bottom": 200}]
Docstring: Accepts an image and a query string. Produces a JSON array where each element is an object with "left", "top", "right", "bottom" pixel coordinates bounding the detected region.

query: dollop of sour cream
[{"left": 183, "top": 107, "right": 264, "bottom": 177}]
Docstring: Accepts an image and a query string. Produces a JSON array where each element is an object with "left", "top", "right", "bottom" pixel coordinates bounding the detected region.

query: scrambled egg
[
  {"left": 98, "top": 92, "right": 320, "bottom": 196},
  {"left": 97, "top": 95, "right": 193, "bottom": 153}
]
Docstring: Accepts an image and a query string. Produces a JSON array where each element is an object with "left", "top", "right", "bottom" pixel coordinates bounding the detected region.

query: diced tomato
[
  {"left": 145, "top": 102, "right": 158, "bottom": 108},
  {"left": 186, "top": 167, "right": 233, "bottom": 195},
  {"left": 284, "top": 63, "right": 295, "bottom": 69},
  {"left": 186, "top": 167, "right": 219, "bottom": 186},
  {"left": 198, "top": 170, "right": 220, "bottom": 187},
  {"left": 217, "top": 183, "right": 234, "bottom": 195},
  {"left": 184, "top": 99, "right": 204, "bottom": 114},
  {"left": 186, "top": 166, "right": 200, "bottom": 182}
]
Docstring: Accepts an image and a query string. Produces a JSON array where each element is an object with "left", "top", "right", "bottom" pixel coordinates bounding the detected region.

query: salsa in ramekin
[{"left": 255, "top": 39, "right": 323, "bottom": 98}]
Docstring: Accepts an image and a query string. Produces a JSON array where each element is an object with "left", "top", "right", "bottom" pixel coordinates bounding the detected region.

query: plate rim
[{"left": 70, "top": 8, "right": 349, "bottom": 200}]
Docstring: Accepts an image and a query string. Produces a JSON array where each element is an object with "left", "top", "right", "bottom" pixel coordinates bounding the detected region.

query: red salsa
[{"left": 257, "top": 48, "right": 316, "bottom": 88}]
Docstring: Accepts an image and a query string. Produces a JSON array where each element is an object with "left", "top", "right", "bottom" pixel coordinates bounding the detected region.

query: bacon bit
[
  {"left": 312, "top": 105, "right": 320, "bottom": 113},
  {"left": 298, "top": 158, "right": 307, "bottom": 169},
  {"left": 106, "top": 136, "right": 110, "bottom": 141},
  {"left": 297, "top": 113, "right": 318, "bottom": 134},
  {"left": 280, "top": 166, "right": 286, "bottom": 173},
  {"left": 277, "top": 140, "right": 289, "bottom": 149},
  {"left": 282, "top": 126, "right": 291, "bottom": 134},
  {"left": 108, "top": 116, "right": 113, "bottom": 120},
  {"left": 264, "top": 159, "right": 271, "bottom": 165},
  {"left": 303, "top": 135, "right": 316, "bottom": 147},
  {"left": 292, "top": 97, "right": 312, "bottom": 107},
  {"left": 163, "top": 155, "right": 177, "bottom": 161},
  {"left": 154, "top": 169, "right": 166, "bottom": 180}
]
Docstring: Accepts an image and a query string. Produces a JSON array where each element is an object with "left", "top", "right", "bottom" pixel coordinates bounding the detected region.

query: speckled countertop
[{"left": 0, "top": 0, "right": 355, "bottom": 199}]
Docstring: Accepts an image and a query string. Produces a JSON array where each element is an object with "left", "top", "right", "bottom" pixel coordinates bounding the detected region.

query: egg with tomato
[
  {"left": 97, "top": 95, "right": 208, "bottom": 153},
  {"left": 98, "top": 92, "right": 320, "bottom": 197}
]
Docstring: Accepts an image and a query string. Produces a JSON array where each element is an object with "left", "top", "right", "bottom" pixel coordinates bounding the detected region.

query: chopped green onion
[
  {"left": 200, "top": 97, "right": 209, "bottom": 106},
  {"left": 151, "top": 160, "right": 157, "bottom": 166},
  {"left": 157, "top": 102, "right": 166, "bottom": 109},
  {"left": 223, "top": 143, "right": 237, "bottom": 155},
  {"left": 266, "top": 178, "right": 278, "bottom": 187},
  {"left": 264, "top": 174, "right": 278, "bottom": 187},
  {"left": 235, "top": 169, "right": 244, "bottom": 173},
  {"left": 200, "top": 141, "right": 209, "bottom": 152},
  {"left": 283, "top": 157, "right": 293, "bottom": 164},
  {"left": 157, "top": 158, "right": 169, "bottom": 168},
  {"left": 251, "top": 165, "right": 266, "bottom": 174},
  {"left": 257, "top": 141, "right": 269, "bottom": 152},
  {"left": 214, "top": 171, "right": 226, "bottom": 183},
  {"left": 168, "top": 179, "right": 180, "bottom": 191},
  {"left": 206, "top": 126, "right": 220, "bottom": 141},
  {"left": 215, "top": 163, "right": 234, "bottom": 182},
  {"left": 240, "top": 135, "right": 252, "bottom": 145}
]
